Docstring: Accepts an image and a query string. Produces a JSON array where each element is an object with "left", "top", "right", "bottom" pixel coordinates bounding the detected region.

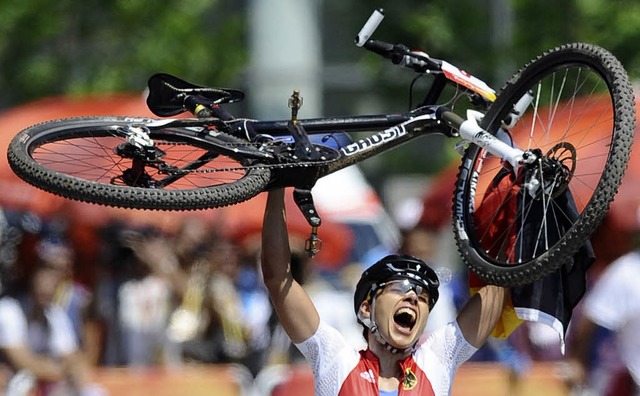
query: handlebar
[{"left": 355, "top": 8, "right": 442, "bottom": 73}]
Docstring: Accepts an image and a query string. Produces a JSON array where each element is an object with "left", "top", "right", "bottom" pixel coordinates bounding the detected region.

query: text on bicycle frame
[{"left": 340, "top": 125, "right": 408, "bottom": 156}]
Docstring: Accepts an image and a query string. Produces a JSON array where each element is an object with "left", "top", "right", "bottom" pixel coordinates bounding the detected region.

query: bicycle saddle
[{"left": 146, "top": 73, "right": 245, "bottom": 117}]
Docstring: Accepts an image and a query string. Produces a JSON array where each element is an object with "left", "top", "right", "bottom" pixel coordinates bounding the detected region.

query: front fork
[
  {"left": 443, "top": 91, "right": 570, "bottom": 199},
  {"left": 455, "top": 108, "right": 535, "bottom": 170},
  {"left": 442, "top": 90, "right": 537, "bottom": 173}
]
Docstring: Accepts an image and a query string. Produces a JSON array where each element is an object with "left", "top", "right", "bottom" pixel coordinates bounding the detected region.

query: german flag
[{"left": 469, "top": 168, "right": 595, "bottom": 353}]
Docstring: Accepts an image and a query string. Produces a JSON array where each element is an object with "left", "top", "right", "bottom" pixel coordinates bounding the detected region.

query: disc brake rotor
[
  {"left": 523, "top": 143, "right": 577, "bottom": 199},
  {"left": 544, "top": 142, "right": 576, "bottom": 198}
]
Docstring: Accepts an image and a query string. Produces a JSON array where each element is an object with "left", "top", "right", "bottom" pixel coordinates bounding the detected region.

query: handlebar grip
[
  {"left": 355, "top": 8, "right": 385, "bottom": 47},
  {"left": 363, "top": 39, "right": 397, "bottom": 58}
]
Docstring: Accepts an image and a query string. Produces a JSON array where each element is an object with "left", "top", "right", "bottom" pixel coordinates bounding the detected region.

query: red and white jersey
[{"left": 295, "top": 320, "right": 477, "bottom": 396}]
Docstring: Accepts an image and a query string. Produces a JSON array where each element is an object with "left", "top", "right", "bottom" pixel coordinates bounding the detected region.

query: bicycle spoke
[{"left": 31, "top": 133, "right": 250, "bottom": 190}]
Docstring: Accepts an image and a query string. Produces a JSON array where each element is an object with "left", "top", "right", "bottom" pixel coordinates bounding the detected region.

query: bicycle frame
[
  {"left": 123, "top": 6, "right": 534, "bottom": 236},
  {"left": 141, "top": 8, "right": 531, "bottom": 191},
  {"left": 235, "top": 104, "right": 531, "bottom": 185},
  {"left": 143, "top": 71, "right": 531, "bottom": 195},
  {"left": 222, "top": 94, "right": 531, "bottom": 256}
]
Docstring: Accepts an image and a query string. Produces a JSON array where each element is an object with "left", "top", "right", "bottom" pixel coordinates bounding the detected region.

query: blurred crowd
[{"left": 0, "top": 204, "right": 636, "bottom": 395}]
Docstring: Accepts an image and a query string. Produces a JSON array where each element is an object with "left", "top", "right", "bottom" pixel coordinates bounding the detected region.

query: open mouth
[{"left": 393, "top": 308, "right": 417, "bottom": 331}]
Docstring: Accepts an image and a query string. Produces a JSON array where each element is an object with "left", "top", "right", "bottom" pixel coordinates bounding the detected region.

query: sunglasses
[{"left": 380, "top": 279, "right": 429, "bottom": 301}]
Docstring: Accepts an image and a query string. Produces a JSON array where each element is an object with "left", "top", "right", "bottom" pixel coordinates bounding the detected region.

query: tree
[{"left": 0, "top": 0, "right": 247, "bottom": 109}]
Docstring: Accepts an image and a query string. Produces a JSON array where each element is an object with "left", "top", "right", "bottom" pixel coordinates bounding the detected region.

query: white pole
[{"left": 248, "top": 0, "right": 322, "bottom": 119}]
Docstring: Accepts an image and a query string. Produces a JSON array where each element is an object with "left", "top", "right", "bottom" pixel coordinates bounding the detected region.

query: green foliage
[
  {"left": 573, "top": 0, "right": 640, "bottom": 75},
  {"left": 0, "top": 0, "right": 247, "bottom": 107}
]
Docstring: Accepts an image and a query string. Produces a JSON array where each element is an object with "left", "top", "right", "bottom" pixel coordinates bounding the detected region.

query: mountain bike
[{"left": 7, "top": 9, "right": 636, "bottom": 287}]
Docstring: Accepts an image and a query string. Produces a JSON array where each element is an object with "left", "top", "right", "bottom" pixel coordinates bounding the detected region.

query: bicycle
[{"left": 7, "top": 9, "right": 636, "bottom": 287}]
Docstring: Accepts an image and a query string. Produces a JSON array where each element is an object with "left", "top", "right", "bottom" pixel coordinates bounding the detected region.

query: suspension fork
[{"left": 439, "top": 108, "right": 537, "bottom": 171}]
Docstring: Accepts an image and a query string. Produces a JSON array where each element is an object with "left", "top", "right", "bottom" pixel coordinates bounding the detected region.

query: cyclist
[{"left": 261, "top": 189, "right": 509, "bottom": 396}]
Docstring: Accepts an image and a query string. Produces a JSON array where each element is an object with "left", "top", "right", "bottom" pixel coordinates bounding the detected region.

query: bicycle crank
[{"left": 293, "top": 188, "right": 323, "bottom": 258}]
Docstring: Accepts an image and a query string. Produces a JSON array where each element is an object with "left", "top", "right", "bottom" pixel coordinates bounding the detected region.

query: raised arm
[
  {"left": 456, "top": 285, "right": 510, "bottom": 348},
  {"left": 261, "top": 189, "right": 320, "bottom": 343}
]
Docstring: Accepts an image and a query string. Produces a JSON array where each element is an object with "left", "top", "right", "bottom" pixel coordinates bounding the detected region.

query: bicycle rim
[
  {"left": 8, "top": 117, "right": 271, "bottom": 210},
  {"left": 454, "top": 43, "right": 635, "bottom": 286}
]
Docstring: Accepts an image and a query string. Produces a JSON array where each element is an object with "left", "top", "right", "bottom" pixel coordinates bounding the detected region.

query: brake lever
[{"left": 355, "top": 9, "right": 441, "bottom": 73}]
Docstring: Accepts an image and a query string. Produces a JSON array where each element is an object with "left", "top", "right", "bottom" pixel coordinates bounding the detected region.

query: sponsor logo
[
  {"left": 454, "top": 158, "right": 481, "bottom": 241},
  {"left": 341, "top": 125, "right": 407, "bottom": 156},
  {"left": 472, "top": 131, "right": 495, "bottom": 148},
  {"left": 19, "top": 132, "right": 29, "bottom": 144},
  {"left": 454, "top": 163, "right": 469, "bottom": 226},
  {"left": 360, "top": 369, "right": 375, "bottom": 383}
]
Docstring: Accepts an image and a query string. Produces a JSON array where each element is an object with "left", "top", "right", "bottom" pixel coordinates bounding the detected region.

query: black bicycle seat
[{"left": 146, "top": 73, "right": 245, "bottom": 117}]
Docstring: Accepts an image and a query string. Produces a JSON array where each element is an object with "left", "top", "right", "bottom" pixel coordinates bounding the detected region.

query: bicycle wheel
[
  {"left": 8, "top": 116, "right": 272, "bottom": 210},
  {"left": 454, "top": 43, "right": 636, "bottom": 286}
]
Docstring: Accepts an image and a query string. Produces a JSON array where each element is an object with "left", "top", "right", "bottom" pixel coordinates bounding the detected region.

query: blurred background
[{"left": 1, "top": 0, "right": 640, "bottom": 395}]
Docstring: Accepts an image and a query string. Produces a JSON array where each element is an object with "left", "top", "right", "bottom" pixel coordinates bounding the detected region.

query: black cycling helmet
[{"left": 354, "top": 253, "right": 440, "bottom": 315}]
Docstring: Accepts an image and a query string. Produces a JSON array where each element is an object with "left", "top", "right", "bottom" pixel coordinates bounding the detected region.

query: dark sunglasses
[{"left": 380, "top": 279, "right": 429, "bottom": 300}]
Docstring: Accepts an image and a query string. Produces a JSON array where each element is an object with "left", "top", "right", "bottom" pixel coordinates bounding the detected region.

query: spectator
[
  {"left": 566, "top": 250, "right": 640, "bottom": 395},
  {"left": 0, "top": 254, "right": 104, "bottom": 395},
  {"left": 93, "top": 224, "right": 180, "bottom": 367},
  {"left": 35, "top": 236, "right": 102, "bottom": 366},
  {"left": 128, "top": 222, "right": 271, "bottom": 375}
]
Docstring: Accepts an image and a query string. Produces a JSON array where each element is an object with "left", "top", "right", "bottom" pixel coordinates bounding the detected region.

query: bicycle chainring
[{"left": 268, "top": 142, "right": 340, "bottom": 164}]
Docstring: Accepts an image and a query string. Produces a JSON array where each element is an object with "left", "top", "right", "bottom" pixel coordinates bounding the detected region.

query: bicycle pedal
[
  {"left": 305, "top": 232, "right": 322, "bottom": 258},
  {"left": 288, "top": 90, "right": 303, "bottom": 121}
]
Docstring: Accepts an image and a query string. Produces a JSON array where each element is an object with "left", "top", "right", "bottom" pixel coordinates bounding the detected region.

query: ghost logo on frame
[{"left": 341, "top": 125, "right": 407, "bottom": 156}]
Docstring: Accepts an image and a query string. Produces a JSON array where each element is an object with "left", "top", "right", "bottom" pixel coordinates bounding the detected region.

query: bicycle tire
[
  {"left": 453, "top": 43, "right": 636, "bottom": 287},
  {"left": 8, "top": 116, "right": 272, "bottom": 210}
]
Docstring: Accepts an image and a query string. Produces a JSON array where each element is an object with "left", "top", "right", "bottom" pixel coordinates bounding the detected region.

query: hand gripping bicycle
[{"left": 7, "top": 9, "right": 636, "bottom": 286}]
